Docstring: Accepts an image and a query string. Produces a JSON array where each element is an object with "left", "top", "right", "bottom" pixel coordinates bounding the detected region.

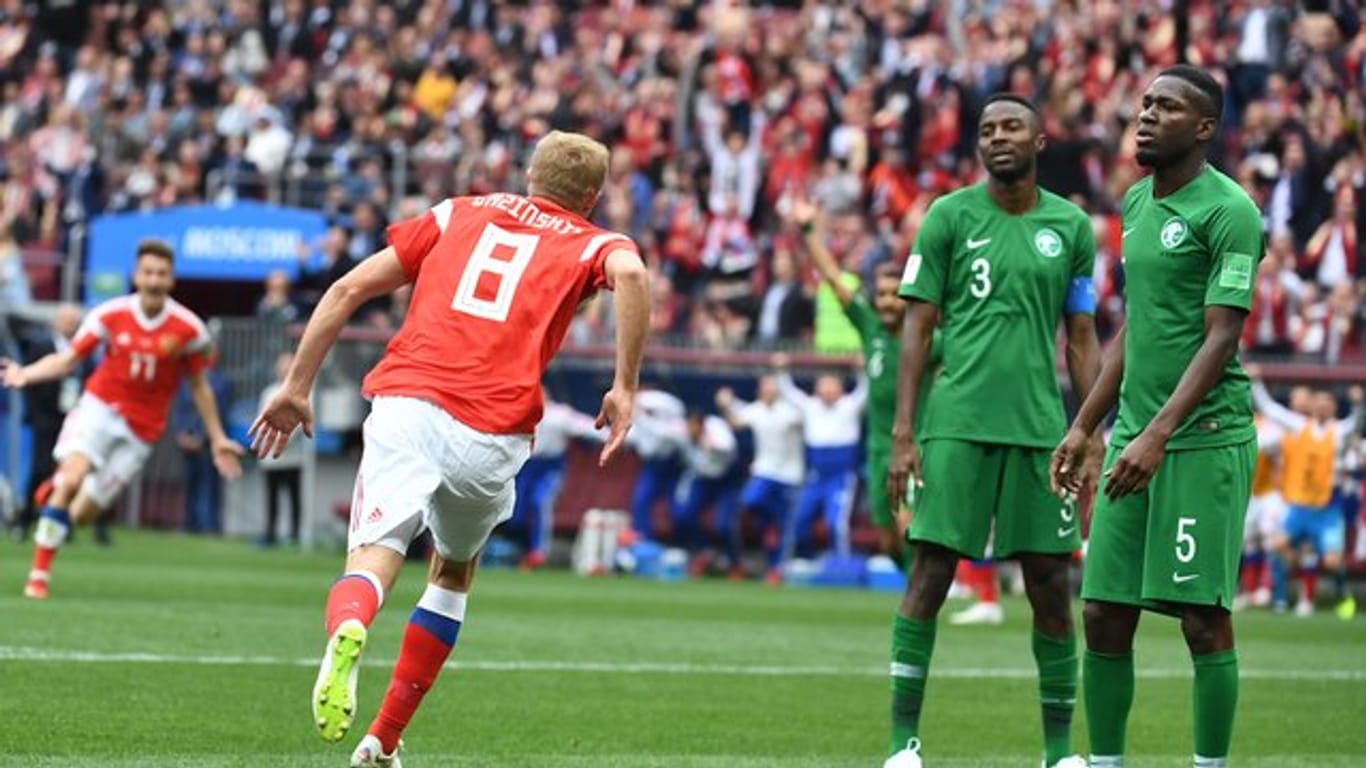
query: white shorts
[
  {"left": 349, "top": 396, "right": 532, "bottom": 562},
  {"left": 53, "top": 393, "right": 153, "bottom": 509},
  {"left": 1244, "top": 491, "right": 1287, "bottom": 547}
]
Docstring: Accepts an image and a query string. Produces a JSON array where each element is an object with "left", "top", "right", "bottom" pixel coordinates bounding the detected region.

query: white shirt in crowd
[
  {"left": 680, "top": 415, "right": 738, "bottom": 480},
  {"left": 628, "top": 389, "right": 687, "bottom": 460},
  {"left": 532, "top": 400, "right": 604, "bottom": 459},
  {"left": 776, "top": 373, "right": 867, "bottom": 448},
  {"left": 728, "top": 397, "right": 805, "bottom": 485}
]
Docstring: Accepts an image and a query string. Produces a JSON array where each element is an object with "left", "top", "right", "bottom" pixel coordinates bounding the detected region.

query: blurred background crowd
[{"left": 1, "top": 0, "right": 1364, "bottom": 362}]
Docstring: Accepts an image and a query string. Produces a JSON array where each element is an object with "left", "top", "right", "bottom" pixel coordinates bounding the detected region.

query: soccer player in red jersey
[
  {"left": 250, "top": 131, "right": 649, "bottom": 767},
  {"left": 2, "top": 239, "right": 244, "bottom": 599}
]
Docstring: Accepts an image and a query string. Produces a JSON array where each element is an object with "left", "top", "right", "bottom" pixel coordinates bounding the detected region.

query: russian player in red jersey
[
  {"left": 249, "top": 131, "right": 649, "bottom": 767},
  {"left": 2, "top": 239, "right": 244, "bottom": 599}
]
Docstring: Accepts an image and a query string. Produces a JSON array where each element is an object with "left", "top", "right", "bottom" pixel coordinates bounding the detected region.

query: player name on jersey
[{"left": 470, "top": 193, "right": 587, "bottom": 235}]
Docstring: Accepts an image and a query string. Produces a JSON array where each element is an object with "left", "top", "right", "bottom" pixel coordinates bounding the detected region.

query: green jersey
[
  {"left": 899, "top": 183, "right": 1094, "bottom": 448},
  {"left": 1111, "top": 166, "right": 1263, "bottom": 451},
  {"left": 844, "top": 295, "right": 942, "bottom": 453}
]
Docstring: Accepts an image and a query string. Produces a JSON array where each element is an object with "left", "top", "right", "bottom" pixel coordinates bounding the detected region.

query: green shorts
[
  {"left": 1081, "top": 439, "right": 1255, "bottom": 612},
  {"left": 907, "top": 439, "right": 1079, "bottom": 560},
  {"left": 868, "top": 447, "right": 895, "bottom": 528}
]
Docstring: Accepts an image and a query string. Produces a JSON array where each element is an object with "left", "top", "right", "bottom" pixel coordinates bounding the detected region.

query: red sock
[
  {"left": 324, "top": 572, "right": 382, "bottom": 635},
  {"left": 31, "top": 545, "right": 58, "bottom": 577},
  {"left": 1239, "top": 558, "right": 1264, "bottom": 594},
  {"left": 370, "top": 612, "right": 459, "bottom": 753},
  {"left": 973, "top": 563, "right": 999, "bottom": 604},
  {"left": 1301, "top": 568, "right": 1318, "bottom": 603}
]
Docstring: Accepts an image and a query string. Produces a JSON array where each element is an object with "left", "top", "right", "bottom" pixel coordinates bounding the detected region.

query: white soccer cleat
[
  {"left": 883, "top": 738, "right": 923, "bottom": 768},
  {"left": 350, "top": 734, "right": 402, "bottom": 767},
  {"left": 949, "top": 601, "right": 1004, "bottom": 626},
  {"left": 314, "top": 619, "right": 368, "bottom": 742},
  {"left": 1251, "top": 587, "right": 1271, "bottom": 608},
  {"left": 1294, "top": 599, "right": 1314, "bottom": 618},
  {"left": 1045, "top": 755, "right": 1090, "bottom": 768}
]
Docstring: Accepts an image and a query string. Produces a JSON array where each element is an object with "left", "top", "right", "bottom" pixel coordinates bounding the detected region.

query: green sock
[
  {"left": 889, "top": 614, "right": 936, "bottom": 755},
  {"left": 1192, "top": 649, "right": 1238, "bottom": 761},
  {"left": 1033, "top": 630, "right": 1077, "bottom": 765},
  {"left": 1083, "top": 649, "right": 1134, "bottom": 759}
]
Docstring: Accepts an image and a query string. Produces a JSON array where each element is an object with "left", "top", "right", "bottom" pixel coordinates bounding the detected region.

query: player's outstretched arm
[
  {"left": 791, "top": 200, "right": 854, "bottom": 307},
  {"left": 596, "top": 247, "right": 649, "bottom": 466},
  {"left": 0, "top": 347, "right": 79, "bottom": 389},
  {"left": 1104, "top": 307, "right": 1245, "bottom": 499},
  {"left": 1053, "top": 324, "right": 1126, "bottom": 497},
  {"left": 887, "top": 300, "right": 937, "bottom": 508},
  {"left": 187, "top": 370, "right": 244, "bottom": 479},
  {"left": 250, "top": 247, "right": 410, "bottom": 459}
]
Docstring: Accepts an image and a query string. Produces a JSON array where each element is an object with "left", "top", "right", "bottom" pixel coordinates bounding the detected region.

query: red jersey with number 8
[
  {"left": 71, "top": 295, "right": 214, "bottom": 442},
  {"left": 363, "top": 193, "right": 639, "bottom": 435}
]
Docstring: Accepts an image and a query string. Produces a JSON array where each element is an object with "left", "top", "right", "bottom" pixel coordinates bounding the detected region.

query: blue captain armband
[{"left": 1064, "top": 276, "right": 1096, "bottom": 314}]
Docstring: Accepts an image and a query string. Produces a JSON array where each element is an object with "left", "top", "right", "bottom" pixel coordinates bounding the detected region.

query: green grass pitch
[{"left": 2, "top": 531, "right": 1363, "bottom": 766}]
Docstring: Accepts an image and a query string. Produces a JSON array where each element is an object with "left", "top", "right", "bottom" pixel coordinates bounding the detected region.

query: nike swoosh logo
[
  {"left": 1122, "top": 228, "right": 1136, "bottom": 239},
  {"left": 966, "top": 237, "right": 991, "bottom": 249},
  {"left": 1172, "top": 572, "right": 1200, "bottom": 584},
  {"left": 1057, "top": 526, "right": 1076, "bottom": 538}
]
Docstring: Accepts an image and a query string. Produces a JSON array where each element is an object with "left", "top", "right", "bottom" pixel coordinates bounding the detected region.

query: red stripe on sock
[
  {"left": 974, "top": 563, "right": 999, "bottom": 603},
  {"left": 324, "top": 576, "right": 380, "bottom": 636},
  {"left": 370, "top": 622, "right": 454, "bottom": 753}
]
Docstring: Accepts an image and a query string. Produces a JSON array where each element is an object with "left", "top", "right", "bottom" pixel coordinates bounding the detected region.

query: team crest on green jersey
[
  {"left": 1033, "top": 228, "right": 1063, "bottom": 259},
  {"left": 1160, "top": 217, "right": 1189, "bottom": 249}
]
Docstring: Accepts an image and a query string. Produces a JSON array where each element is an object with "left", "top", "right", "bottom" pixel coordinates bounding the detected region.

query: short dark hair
[
  {"left": 980, "top": 92, "right": 1041, "bottom": 132},
  {"left": 874, "top": 261, "right": 903, "bottom": 280},
  {"left": 982, "top": 92, "right": 1040, "bottom": 117},
  {"left": 1158, "top": 65, "right": 1224, "bottom": 123},
  {"left": 136, "top": 238, "right": 175, "bottom": 264}
]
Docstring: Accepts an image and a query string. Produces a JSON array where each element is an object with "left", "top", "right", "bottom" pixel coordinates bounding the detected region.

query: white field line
[{"left": 0, "top": 645, "right": 1362, "bottom": 681}]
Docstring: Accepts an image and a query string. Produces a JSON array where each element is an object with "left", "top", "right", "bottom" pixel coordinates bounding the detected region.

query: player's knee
[
  {"left": 1323, "top": 552, "right": 1343, "bottom": 570},
  {"left": 1179, "top": 608, "right": 1232, "bottom": 654},
  {"left": 1082, "top": 601, "right": 1136, "bottom": 652},
  {"left": 430, "top": 556, "right": 476, "bottom": 591}
]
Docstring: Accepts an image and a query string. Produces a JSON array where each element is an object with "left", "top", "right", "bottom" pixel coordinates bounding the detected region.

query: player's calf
[
  {"left": 367, "top": 582, "right": 467, "bottom": 755},
  {"left": 314, "top": 570, "right": 387, "bottom": 741}
]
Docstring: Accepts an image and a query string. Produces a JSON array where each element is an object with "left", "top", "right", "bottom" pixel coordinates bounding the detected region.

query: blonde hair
[{"left": 527, "top": 131, "right": 609, "bottom": 214}]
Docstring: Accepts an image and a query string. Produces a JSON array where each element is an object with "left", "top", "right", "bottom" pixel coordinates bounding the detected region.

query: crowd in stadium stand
[{"left": 0, "top": 1, "right": 1364, "bottom": 362}]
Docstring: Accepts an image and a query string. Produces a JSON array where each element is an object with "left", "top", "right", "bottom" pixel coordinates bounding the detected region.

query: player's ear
[{"left": 1195, "top": 116, "right": 1216, "bottom": 144}]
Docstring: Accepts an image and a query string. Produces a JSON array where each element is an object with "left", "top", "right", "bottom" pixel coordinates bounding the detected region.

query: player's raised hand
[
  {"left": 210, "top": 436, "right": 245, "bottom": 480},
  {"left": 1103, "top": 428, "right": 1167, "bottom": 500},
  {"left": 790, "top": 199, "right": 821, "bottom": 231},
  {"left": 1050, "top": 425, "right": 1091, "bottom": 499},
  {"left": 715, "top": 386, "right": 736, "bottom": 411},
  {"left": 595, "top": 386, "right": 634, "bottom": 467},
  {"left": 1349, "top": 384, "right": 1364, "bottom": 405},
  {"left": 1, "top": 358, "right": 25, "bottom": 388},
  {"left": 249, "top": 387, "right": 314, "bottom": 460}
]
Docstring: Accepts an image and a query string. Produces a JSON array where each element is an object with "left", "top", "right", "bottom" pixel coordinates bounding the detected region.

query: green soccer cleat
[
  {"left": 313, "top": 619, "right": 368, "bottom": 742},
  {"left": 1336, "top": 595, "right": 1357, "bottom": 621}
]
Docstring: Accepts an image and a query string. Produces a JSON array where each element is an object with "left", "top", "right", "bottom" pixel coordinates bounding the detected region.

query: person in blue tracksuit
[
  {"left": 507, "top": 391, "right": 603, "bottom": 568},
  {"left": 775, "top": 356, "right": 866, "bottom": 559},
  {"left": 716, "top": 375, "right": 805, "bottom": 582},
  {"left": 671, "top": 410, "right": 743, "bottom": 575},
  {"left": 626, "top": 389, "right": 686, "bottom": 538}
]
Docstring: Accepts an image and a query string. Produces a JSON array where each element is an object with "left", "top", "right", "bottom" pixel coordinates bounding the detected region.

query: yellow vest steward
[{"left": 1281, "top": 424, "right": 1336, "bottom": 508}]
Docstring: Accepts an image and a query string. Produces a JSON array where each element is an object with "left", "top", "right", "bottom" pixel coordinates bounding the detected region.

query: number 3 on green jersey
[{"left": 897, "top": 184, "right": 1095, "bottom": 448}]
